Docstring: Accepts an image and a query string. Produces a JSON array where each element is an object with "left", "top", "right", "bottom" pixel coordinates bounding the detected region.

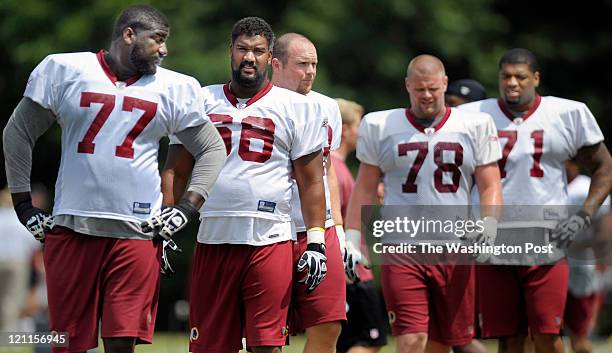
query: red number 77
[{"left": 77, "top": 92, "right": 157, "bottom": 159}]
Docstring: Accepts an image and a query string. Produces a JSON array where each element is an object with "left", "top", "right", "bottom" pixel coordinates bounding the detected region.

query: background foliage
[{"left": 1, "top": 0, "right": 611, "bottom": 331}]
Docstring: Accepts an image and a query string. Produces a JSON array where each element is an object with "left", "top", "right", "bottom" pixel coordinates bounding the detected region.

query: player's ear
[
  {"left": 533, "top": 71, "right": 540, "bottom": 88},
  {"left": 271, "top": 57, "right": 281, "bottom": 70},
  {"left": 122, "top": 27, "right": 136, "bottom": 45},
  {"left": 404, "top": 77, "right": 410, "bottom": 91}
]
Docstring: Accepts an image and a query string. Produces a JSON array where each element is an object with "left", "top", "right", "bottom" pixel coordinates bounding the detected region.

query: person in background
[
  {"left": 332, "top": 98, "right": 388, "bottom": 353},
  {"left": 445, "top": 79, "right": 487, "bottom": 107}
]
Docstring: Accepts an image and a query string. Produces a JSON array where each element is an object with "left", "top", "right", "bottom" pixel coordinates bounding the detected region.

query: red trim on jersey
[
  {"left": 96, "top": 50, "right": 141, "bottom": 86},
  {"left": 223, "top": 81, "right": 273, "bottom": 108},
  {"left": 404, "top": 107, "right": 452, "bottom": 133},
  {"left": 497, "top": 95, "right": 542, "bottom": 122}
]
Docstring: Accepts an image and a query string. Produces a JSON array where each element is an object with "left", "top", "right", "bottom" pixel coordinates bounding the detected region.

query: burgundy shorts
[
  {"left": 189, "top": 241, "right": 293, "bottom": 353},
  {"left": 476, "top": 260, "right": 569, "bottom": 337},
  {"left": 380, "top": 260, "right": 475, "bottom": 346},
  {"left": 564, "top": 291, "right": 602, "bottom": 336},
  {"left": 44, "top": 226, "right": 160, "bottom": 353},
  {"left": 289, "top": 227, "right": 347, "bottom": 332}
]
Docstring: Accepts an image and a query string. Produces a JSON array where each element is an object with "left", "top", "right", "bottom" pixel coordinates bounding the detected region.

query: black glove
[
  {"left": 141, "top": 199, "right": 200, "bottom": 240},
  {"left": 297, "top": 242, "right": 328, "bottom": 293},
  {"left": 14, "top": 199, "right": 55, "bottom": 242},
  {"left": 550, "top": 209, "right": 592, "bottom": 248},
  {"left": 159, "top": 238, "right": 183, "bottom": 277}
]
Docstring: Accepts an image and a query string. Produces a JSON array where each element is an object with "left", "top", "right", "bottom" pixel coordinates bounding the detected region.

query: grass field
[{"left": 1, "top": 334, "right": 611, "bottom": 353}]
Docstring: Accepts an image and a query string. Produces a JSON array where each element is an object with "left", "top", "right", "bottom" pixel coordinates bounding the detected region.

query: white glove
[
  {"left": 344, "top": 228, "right": 365, "bottom": 282},
  {"left": 297, "top": 227, "right": 327, "bottom": 293},
  {"left": 463, "top": 216, "right": 498, "bottom": 263},
  {"left": 141, "top": 199, "right": 200, "bottom": 240},
  {"left": 550, "top": 209, "right": 592, "bottom": 248},
  {"left": 15, "top": 200, "right": 55, "bottom": 242}
]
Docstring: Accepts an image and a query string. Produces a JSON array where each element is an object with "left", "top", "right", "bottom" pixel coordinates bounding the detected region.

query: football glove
[
  {"left": 14, "top": 199, "right": 55, "bottom": 242},
  {"left": 462, "top": 216, "right": 498, "bottom": 263},
  {"left": 297, "top": 227, "right": 327, "bottom": 293},
  {"left": 343, "top": 228, "right": 366, "bottom": 283},
  {"left": 550, "top": 209, "right": 592, "bottom": 248},
  {"left": 159, "top": 238, "right": 183, "bottom": 277},
  {"left": 141, "top": 199, "right": 200, "bottom": 240}
]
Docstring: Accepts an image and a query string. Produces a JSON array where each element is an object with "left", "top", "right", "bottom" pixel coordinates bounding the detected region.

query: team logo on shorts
[
  {"left": 281, "top": 325, "right": 290, "bottom": 337},
  {"left": 190, "top": 327, "right": 199, "bottom": 342},
  {"left": 388, "top": 311, "right": 396, "bottom": 324},
  {"left": 369, "top": 328, "right": 380, "bottom": 339}
]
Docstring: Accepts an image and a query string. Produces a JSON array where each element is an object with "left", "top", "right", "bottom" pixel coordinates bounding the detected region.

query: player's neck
[
  {"left": 230, "top": 80, "right": 269, "bottom": 99},
  {"left": 503, "top": 96, "right": 537, "bottom": 116},
  {"left": 332, "top": 148, "right": 348, "bottom": 161},
  {"left": 104, "top": 50, "right": 139, "bottom": 81}
]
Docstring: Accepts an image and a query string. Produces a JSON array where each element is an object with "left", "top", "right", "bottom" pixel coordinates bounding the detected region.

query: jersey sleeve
[
  {"left": 23, "top": 55, "right": 63, "bottom": 114},
  {"left": 566, "top": 103, "right": 604, "bottom": 156},
  {"left": 169, "top": 77, "right": 208, "bottom": 134},
  {"left": 329, "top": 103, "right": 342, "bottom": 151},
  {"left": 290, "top": 101, "right": 325, "bottom": 160},
  {"left": 356, "top": 114, "right": 380, "bottom": 166},
  {"left": 473, "top": 113, "right": 502, "bottom": 166},
  {"left": 168, "top": 134, "right": 182, "bottom": 145}
]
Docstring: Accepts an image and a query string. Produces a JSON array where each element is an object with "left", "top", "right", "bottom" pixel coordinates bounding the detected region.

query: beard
[
  {"left": 130, "top": 44, "right": 160, "bottom": 75},
  {"left": 231, "top": 61, "right": 266, "bottom": 88}
]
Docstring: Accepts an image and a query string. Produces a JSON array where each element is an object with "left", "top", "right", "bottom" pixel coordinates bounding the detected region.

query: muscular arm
[
  {"left": 326, "top": 158, "right": 344, "bottom": 226},
  {"left": 161, "top": 144, "right": 194, "bottom": 206},
  {"left": 3, "top": 97, "right": 56, "bottom": 205},
  {"left": 575, "top": 143, "right": 612, "bottom": 216},
  {"left": 344, "top": 163, "right": 382, "bottom": 231},
  {"left": 163, "top": 122, "right": 226, "bottom": 208},
  {"left": 293, "top": 150, "right": 326, "bottom": 230},
  {"left": 474, "top": 162, "right": 503, "bottom": 219}
]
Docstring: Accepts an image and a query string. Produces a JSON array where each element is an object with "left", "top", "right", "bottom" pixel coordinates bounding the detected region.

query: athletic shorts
[
  {"left": 44, "top": 226, "right": 160, "bottom": 353},
  {"left": 381, "top": 259, "right": 475, "bottom": 346},
  {"left": 337, "top": 280, "right": 388, "bottom": 353},
  {"left": 564, "top": 291, "right": 602, "bottom": 336},
  {"left": 476, "top": 260, "right": 569, "bottom": 337},
  {"left": 189, "top": 241, "right": 293, "bottom": 353},
  {"left": 289, "top": 227, "right": 346, "bottom": 332}
]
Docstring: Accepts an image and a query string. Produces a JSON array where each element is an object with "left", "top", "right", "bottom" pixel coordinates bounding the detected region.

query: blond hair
[{"left": 336, "top": 98, "right": 364, "bottom": 126}]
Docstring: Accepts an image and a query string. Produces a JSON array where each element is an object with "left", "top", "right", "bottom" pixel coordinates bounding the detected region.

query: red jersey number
[
  {"left": 210, "top": 114, "right": 276, "bottom": 163},
  {"left": 78, "top": 92, "right": 157, "bottom": 159}
]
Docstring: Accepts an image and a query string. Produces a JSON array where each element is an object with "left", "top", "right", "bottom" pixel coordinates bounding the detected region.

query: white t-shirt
[
  {"left": 24, "top": 51, "right": 206, "bottom": 223},
  {"left": 194, "top": 83, "right": 325, "bottom": 245},
  {"left": 290, "top": 90, "right": 342, "bottom": 233},
  {"left": 357, "top": 107, "right": 501, "bottom": 206}
]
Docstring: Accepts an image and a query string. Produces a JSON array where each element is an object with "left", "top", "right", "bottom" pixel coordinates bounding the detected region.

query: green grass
[{"left": 1, "top": 334, "right": 610, "bottom": 353}]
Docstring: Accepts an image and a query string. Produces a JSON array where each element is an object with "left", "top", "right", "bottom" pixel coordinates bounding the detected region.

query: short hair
[
  {"left": 112, "top": 5, "right": 169, "bottom": 40},
  {"left": 336, "top": 98, "right": 364, "bottom": 126},
  {"left": 499, "top": 48, "right": 540, "bottom": 73},
  {"left": 273, "top": 33, "right": 312, "bottom": 64},
  {"left": 231, "top": 17, "right": 275, "bottom": 50}
]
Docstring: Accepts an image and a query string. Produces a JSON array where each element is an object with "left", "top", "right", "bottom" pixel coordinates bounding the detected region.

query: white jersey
[
  {"left": 461, "top": 96, "right": 604, "bottom": 206},
  {"left": 357, "top": 107, "right": 501, "bottom": 206},
  {"left": 567, "top": 175, "right": 610, "bottom": 296},
  {"left": 195, "top": 83, "right": 324, "bottom": 245},
  {"left": 24, "top": 51, "right": 206, "bottom": 223},
  {"left": 290, "top": 90, "right": 342, "bottom": 232}
]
